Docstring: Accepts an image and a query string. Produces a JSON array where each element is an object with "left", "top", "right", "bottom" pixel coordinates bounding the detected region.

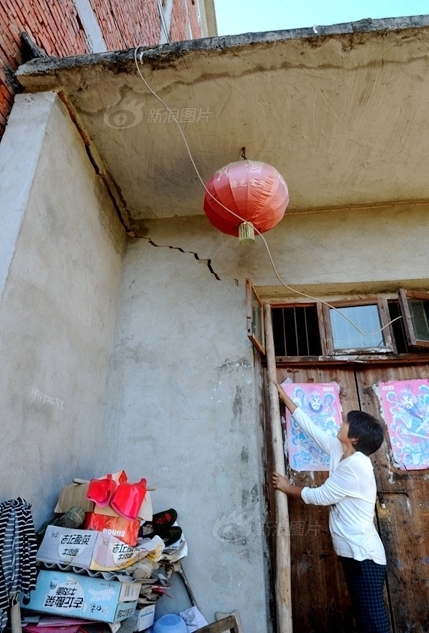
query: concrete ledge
[{"left": 16, "top": 14, "right": 429, "bottom": 87}]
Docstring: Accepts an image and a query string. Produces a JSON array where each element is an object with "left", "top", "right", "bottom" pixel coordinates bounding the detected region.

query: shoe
[
  {"left": 111, "top": 478, "right": 147, "bottom": 520},
  {"left": 161, "top": 526, "right": 182, "bottom": 546},
  {"left": 152, "top": 508, "right": 178, "bottom": 533}
]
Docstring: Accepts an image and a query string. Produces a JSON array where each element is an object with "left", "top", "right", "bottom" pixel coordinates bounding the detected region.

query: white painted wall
[{"left": 0, "top": 92, "right": 124, "bottom": 527}]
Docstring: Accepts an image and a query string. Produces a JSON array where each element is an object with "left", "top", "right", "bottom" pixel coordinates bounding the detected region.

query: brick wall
[
  {"left": 88, "top": 0, "right": 161, "bottom": 50},
  {"left": 0, "top": 0, "right": 205, "bottom": 139},
  {"left": 169, "top": 0, "right": 197, "bottom": 42},
  {"left": 187, "top": 0, "right": 203, "bottom": 41},
  {"left": 0, "top": 0, "right": 89, "bottom": 136}
]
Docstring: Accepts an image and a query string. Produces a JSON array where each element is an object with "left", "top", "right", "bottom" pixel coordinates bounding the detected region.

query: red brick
[{"left": 0, "top": 0, "right": 203, "bottom": 133}]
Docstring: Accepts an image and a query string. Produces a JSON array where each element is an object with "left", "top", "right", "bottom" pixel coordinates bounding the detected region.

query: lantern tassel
[{"left": 238, "top": 222, "right": 255, "bottom": 245}]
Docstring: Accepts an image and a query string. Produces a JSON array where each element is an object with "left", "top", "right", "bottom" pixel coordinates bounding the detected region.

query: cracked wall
[{"left": 100, "top": 219, "right": 269, "bottom": 633}]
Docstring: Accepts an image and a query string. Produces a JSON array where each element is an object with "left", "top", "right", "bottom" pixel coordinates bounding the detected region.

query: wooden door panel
[
  {"left": 276, "top": 365, "right": 359, "bottom": 633},
  {"left": 271, "top": 362, "right": 429, "bottom": 632},
  {"left": 355, "top": 363, "right": 429, "bottom": 488},
  {"left": 356, "top": 364, "right": 429, "bottom": 633}
]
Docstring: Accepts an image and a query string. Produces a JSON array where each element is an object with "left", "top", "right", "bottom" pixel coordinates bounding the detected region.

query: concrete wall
[
  {"left": 100, "top": 222, "right": 269, "bottom": 633},
  {"left": 0, "top": 91, "right": 125, "bottom": 527}
]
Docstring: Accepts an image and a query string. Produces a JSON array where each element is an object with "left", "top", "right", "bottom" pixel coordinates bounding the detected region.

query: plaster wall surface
[
  {"left": 130, "top": 205, "right": 429, "bottom": 291},
  {"left": 0, "top": 92, "right": 125, "bottom": 527},
  {"left": 100, "top": 231, "right": 269, "bottom": 633},
  {"left": 17, "top": 18, "right": 429, "bottom": 220}
]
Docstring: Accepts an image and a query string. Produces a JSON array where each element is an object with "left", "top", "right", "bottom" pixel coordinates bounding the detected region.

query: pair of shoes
[
  {"left": 87, "top": 475, "right": 147, "bottom": 520},
  {"left": 138, "top": 508, "right": 179, "bottom": 542}
]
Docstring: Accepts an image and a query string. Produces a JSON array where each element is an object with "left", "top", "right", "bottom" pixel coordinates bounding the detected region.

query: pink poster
[
  {"left": 281, "top": 381, "right": 342, "bottom": 471},
  {"left": 377, "top": 379, "right": 429, "bottom": 470}
]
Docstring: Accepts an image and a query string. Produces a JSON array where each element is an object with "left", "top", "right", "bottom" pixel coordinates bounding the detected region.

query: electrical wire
[{"left": 133, "top": 46, "right": 402, "bottom": 338}]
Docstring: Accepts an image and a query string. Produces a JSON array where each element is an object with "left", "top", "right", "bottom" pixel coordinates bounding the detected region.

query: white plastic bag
[{"left": 179, "top": 606, "right": 208, "bottom": 632}]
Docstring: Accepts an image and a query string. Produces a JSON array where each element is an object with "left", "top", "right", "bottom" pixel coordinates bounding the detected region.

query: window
[
  {"left": 245, "top": 281, "right": 429, "bottom": 359},
  {"left": 399, "top": 289, "right": 429, "bottom": 348},
  {"left": 246, "top": 279, "right": 265, "bottom": 355},
  {"left": 321, "top": 297, "right": 394, "bottom": 355},
  {"left": 272, "top": 305, "right": 321, "bottom": 356}
]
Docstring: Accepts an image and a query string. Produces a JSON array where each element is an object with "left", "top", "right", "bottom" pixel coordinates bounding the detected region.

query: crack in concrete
[
  {"left": 57, "top": 93, "right": 219, "bottom": 280},
  {"left": 129, "top": 232, "right": 221, "bottom": 280}
]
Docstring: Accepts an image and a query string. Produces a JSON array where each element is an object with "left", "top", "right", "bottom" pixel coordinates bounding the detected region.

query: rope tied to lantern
[{"left": 203, "top": 160, "right": 289, "bottom": 245}]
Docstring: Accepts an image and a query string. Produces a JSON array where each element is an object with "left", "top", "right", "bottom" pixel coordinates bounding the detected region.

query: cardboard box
[
  {"left": 90, "top": 533, "right": 141, "bottom": 572},
  {"left": 133, "top": 605, "right": 155, "bottom": 631},
  {"left": 37, "top": 526, "right": 146, "bottom": 572},
  {"left": 84, "top": 513, "right": 140, "bottom": 546},
  {"left": 22, "top": 570, "right": 141, "bottom": 623},
  {"left": 55, "top": 483, "right": 95, "bottom": 514},
  {"left": 37, "top": 526, "right": 99, "bottom": 569}
]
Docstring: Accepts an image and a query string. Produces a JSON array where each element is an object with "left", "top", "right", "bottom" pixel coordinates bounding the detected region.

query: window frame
[
  {"left": 320, "top": 296, "right": 395, "bottom": 355},
  {"left": 271, "top": 302, "right": 323, "bottom": 357},
  {"left": 398, "top": 288, "right": 429, "bottom": 349},
  {"left": 246, "top": 278, "right": 265, "bottom": 356},
  {"left": 248, "top": 283, "right": 429, "bottom": 363}
]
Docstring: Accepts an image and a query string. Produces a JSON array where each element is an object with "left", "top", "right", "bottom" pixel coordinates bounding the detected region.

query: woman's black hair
[{"left": 346, "top": 410, "right": 384, "bottom": 456}]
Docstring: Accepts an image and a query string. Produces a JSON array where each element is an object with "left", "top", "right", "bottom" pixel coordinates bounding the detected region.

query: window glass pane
[
  {"left": 330, "top": 305, "right": 384, "bottom": 350},
  {"left": 251, "top": 293, "right": 264, "bottom": 347},
  {"left": 388, "top": 301, "right": 409, "bottom": 353},
  {"left": 408, "top": 300, "right": 429, "bottom": 342}
]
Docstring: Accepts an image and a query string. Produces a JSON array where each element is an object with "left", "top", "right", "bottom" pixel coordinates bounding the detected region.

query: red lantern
[{"left": 203, "top": 160, "right": 289, "bottom": 244}]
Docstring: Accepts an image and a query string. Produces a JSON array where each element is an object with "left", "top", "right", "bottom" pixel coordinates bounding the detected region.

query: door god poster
[
  {"left": 376, "top": 378, "right": 429, "bottom": 470},
  {"left": 280, "top": 381, "right": 342, "bottom": 471}
]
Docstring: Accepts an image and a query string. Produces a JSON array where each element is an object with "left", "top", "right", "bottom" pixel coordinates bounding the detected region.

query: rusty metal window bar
[{"left": 272, "top": 305, "right": 321, "bottom": 356}]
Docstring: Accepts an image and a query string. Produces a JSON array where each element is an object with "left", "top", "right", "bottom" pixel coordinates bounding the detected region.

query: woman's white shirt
[{"left": 292, "top": 407, "right": 386, "bottom": 565}]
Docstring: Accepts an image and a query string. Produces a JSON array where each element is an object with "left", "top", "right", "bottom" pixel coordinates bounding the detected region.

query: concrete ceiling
[{"left": 16, "top": 15, "right": 429, "bottom": 226}]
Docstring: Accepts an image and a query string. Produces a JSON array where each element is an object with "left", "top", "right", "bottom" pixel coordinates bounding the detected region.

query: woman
[{"left": 273, "top": 382, "right": 390, "bottom": 633}]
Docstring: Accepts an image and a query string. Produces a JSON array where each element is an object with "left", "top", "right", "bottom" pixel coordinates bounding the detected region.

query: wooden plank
[
  {"left": 377, "top": 296, "right": 396, "bottom": 352},
  {"left": 196, "top": 615, "right": 239, "bottom": 633},
  {"left": 246, "top": 278, "right": 265, "bottom": 355},
  {"left": 398, "top": 288, "right": 418, "bottom": 347},
  {"left": 264, "top": 304, "right": 293, "bottom": 633},
  {"left": 320, "top": 303, "right": 335, "bottom": 355},
  {"left": 274, "top": 354, "right": 429, "bottom": 365},
  {"left": 316, "top": 302, "right": 329, "bottom": 355}
]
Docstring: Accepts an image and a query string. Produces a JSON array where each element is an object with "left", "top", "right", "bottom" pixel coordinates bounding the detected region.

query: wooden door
[
  {"left": 356, "top": 363, "right": 429, "bottom": 633},
  {"left": 275, "top": 363, "right": 429, "bottom": 633}
]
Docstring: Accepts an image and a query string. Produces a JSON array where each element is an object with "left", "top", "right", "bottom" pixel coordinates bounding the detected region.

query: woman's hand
[{"left": 272, "top": 472, "right": 303, "bottom": 498}]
